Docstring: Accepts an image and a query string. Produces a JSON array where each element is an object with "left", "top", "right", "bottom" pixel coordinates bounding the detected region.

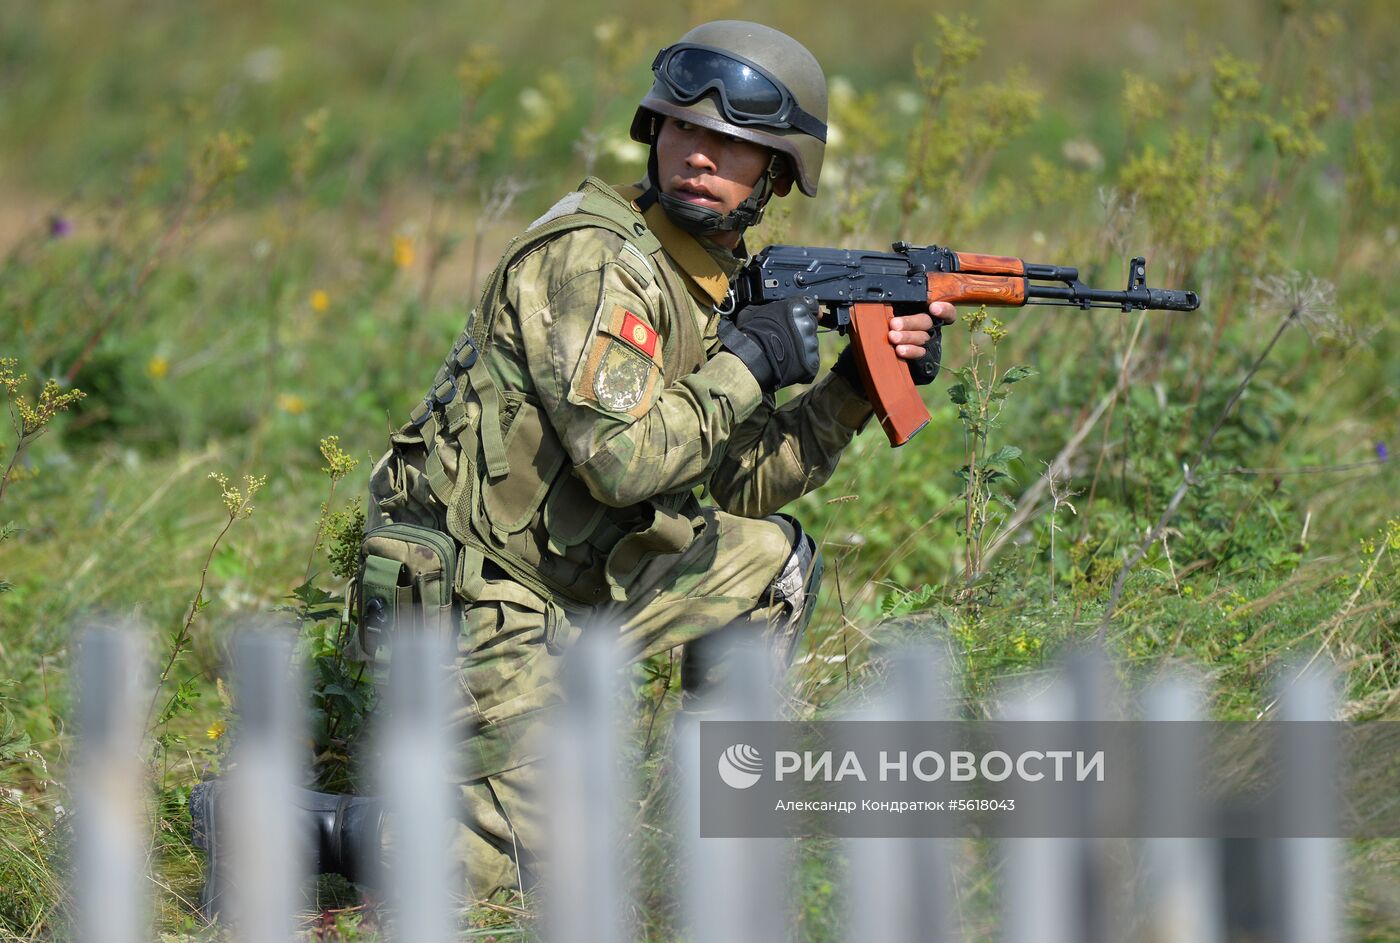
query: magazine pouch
[{"left": 353, "top": 522, "right": 458, "bottom": 668}]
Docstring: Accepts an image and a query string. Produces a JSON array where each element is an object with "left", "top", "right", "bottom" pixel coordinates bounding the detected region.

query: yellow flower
[
  {"left": 319, "top": 435, "right": 358, "bottom": 482},
  {"left": 208, "top": 471, "right": 266, "bottom": 519},
  {"left": 206, "top": 720, "right": 226, "bottom": 741},
  {"left": 277, "top": 392, "right": 306, "bottom": 415},
  {"left": 310, "top": 289, "right": 330, "bottom": 312},
  {"left": 146, "top": 356, "right": 170, "bottom": 380},
  {"left": 392, "top": 234, "right": 415, "bottom": 269}
]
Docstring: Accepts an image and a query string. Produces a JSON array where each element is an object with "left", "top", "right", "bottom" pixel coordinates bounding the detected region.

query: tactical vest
[{"left": 364, "top": 177, "right": 719, "bottom": 644}]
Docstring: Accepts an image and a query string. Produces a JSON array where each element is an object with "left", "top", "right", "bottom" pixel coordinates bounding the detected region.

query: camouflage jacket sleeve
[
  {"left": 497, "top": 228, "right": 766, "bottom": 508},
  {"left": 706, "top": 370, "right": 874, "bottom": 518}
]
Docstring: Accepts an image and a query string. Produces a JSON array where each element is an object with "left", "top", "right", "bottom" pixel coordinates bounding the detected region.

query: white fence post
[
  {"left": 72, "top": 624, "right": 148, "bottom": 943},
  {"left": 379, "top": 630, "right": 458, "bottom": 943},
  {"left": 224, "top": 629, "right": 304, "bottom": 943},
  {"left": 680, "top": 637, "right": 789, "bottom": 943},
  {"left": 544, "top": 628, "right": 629, "bottom": 943},
  {"left": 843, "top": 644, "right": 960, "bottom": 943},
  {"left": 1141, "top": 673, "right": 1223, "bottom": 943},
  {"left": 1065, "top": 649, "right": 1122, "bottom": 943},
  {"left": 62, "top": 629, "right": 1355, "bottom": 941},
  {"left": 1277, "top": 663, "right": 1341, "bottom": 943},
  {"left": 999, "top": 672, "right": 1077, "bottom": 943}
]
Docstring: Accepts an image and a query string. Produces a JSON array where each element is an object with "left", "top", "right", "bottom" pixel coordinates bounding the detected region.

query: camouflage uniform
[{"left": 369, "top": 176, "right": 872, "bottom": 896}]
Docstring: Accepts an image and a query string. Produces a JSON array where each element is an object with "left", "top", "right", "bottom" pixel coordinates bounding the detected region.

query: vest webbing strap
[
  {"left": 468, "top": 355, "right": 509, "bottom": 480},
  {"left": 463, "top": 178, "right": 661, "bottom": 355},
  {"left": 425, "top": 179, "right": 678, "bottom": 607}
]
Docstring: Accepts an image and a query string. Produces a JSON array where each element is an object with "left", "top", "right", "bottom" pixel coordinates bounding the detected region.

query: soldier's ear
[{"left": 770, "top": 158, "right": 794, "bottom": 197}]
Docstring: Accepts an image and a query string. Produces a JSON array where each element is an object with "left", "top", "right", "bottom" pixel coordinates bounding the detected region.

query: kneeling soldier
[{"left": 194, "top": 19, "right": 953, "bottom": 913}]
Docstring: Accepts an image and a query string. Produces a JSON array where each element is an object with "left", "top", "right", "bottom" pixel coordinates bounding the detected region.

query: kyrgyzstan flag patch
[{"left": 618, "top": 309, "right": 658, "bottom": 359}]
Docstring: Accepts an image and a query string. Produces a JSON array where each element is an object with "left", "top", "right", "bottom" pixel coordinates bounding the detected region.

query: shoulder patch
[
  {"left": 618, "top": 309, "right": 657, "bottom": 359},
  {"left": 574, "top": 336, "right": 659, "bottom": 418},
  {"left": 593, "top": 341, "right": 654, "bottom": 413},
  {"left": 599, "top": 304, "right": 662, "bottom": 368},
  {"left": 569, "top": 303, "right": 663, "bottom": 419}
]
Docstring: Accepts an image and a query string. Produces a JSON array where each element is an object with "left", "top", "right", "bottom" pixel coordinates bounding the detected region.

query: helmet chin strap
[{"left": 644, "top": 122, "right": 776, "bottom": 236}]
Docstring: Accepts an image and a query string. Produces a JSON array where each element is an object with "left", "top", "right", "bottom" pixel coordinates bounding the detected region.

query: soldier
[{"left": 193, "top": 19, "right": 954, "bottom": 913}]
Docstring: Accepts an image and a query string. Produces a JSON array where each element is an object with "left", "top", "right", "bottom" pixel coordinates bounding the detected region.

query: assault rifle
[{"left": 733, "top": 244, "right": 1200, "bottom": 446}]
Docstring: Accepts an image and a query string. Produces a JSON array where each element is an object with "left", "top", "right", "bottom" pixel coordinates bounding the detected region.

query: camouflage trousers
[{"left": 448, "top": 506, "right": 805, "bottom": 899}]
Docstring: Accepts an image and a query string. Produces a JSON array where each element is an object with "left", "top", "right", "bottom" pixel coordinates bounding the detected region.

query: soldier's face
[{"left": 655, "top": 117, "right": 772, "bottom": 247}]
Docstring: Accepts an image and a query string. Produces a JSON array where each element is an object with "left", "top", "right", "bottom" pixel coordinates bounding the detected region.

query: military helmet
[{"left": 629, "top": 20, "right": 828, "bottom": 197}]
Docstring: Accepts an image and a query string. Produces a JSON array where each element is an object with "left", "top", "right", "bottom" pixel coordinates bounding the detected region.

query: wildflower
[
  {"left": 1061, "top": 138, "right": 1105, "bottom": 172},
  {"left": 310, "top": 289, "right": 330, "bottom": 313},
  {"left": 319, "top": 435, "right": 358, "bottom": 483},
  {"left": 208, "top": 472, "right": 266, "bottom": 519},
  {"left": 243, "top": 46, "right": 284, "bottom": 84},
  {"left": 6, "top": 462, "right": 36, "bottom": 485},
  {"left": 1255, "top": 270, "right": 1343, "bottom": 335},
  {"left": 277, "top": 393, "right": 306, "bottom": 415},
  {"left": 518, "top": 87, "right": 549, "bottom": 118},
  {"left": 1, "top": 360, "right": 24, "bottom": 397},
  {"left": 48, "top": 215, "right": 73, "bottom": 239},
  {"left": 6, "top": 371, "right": 85, "bottom": 437},
  {"left": 206, "top": 720, "right": 226, "bottom": 741},
  {"left": 1378, "top": 442, "right": 1389, "bottom": 462},
  {"left": 392, "top": 234, "right": 415, "bottom": 269},
  {"left": 593, "top": 19, "right": 619, "bottom": 44},
  {"left": 602, "top": 136, "right": 647, "bottom": 164},
  {"left": 192, "top": 130, "right": 251, "bottom": 195},
  {"left": 1122, "top": 72, "right": 1165, "bottom": 127},
  {"left": 146, "top": 356, "right": 170, "bottom": 380},
  {"left": 455, "top": 47, "right": 501, "bottom": 99}
]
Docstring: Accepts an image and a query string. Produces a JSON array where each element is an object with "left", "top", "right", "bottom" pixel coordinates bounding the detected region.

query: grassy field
[{"left": 1, "top": 0, "right": 1397, "bottom": 938}]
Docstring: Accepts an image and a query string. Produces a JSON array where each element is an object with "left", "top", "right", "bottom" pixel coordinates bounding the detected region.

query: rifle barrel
[{"left": 1026, "top": 283, "right": 1199, "bottom": 311}]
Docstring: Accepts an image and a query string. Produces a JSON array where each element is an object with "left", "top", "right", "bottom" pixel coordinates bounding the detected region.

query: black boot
[{"left": 189, "top": 780, "right": 386, "bottom": 920}]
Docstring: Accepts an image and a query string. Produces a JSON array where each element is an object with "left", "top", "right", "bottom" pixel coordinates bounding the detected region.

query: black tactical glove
[
  {"left": 717, "top": 296, "right": 821, "bottom": 393},
  {"left": 831, "top": 323, "right": 943, "bottom": 399}
]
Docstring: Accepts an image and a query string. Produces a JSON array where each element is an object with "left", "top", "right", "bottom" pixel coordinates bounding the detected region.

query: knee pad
[{"left": 764, "top": 513, "right": 824, "bottom": 663}]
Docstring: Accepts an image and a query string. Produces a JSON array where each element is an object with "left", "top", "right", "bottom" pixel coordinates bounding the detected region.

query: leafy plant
[
  {"left": 946, "top": 306, "right": 1034, "bottom": 590},
  {"left": 147, "top": 471, "right": 265, "bottom": 771}
]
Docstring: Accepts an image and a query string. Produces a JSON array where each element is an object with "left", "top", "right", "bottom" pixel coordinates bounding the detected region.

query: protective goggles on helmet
[{"left": 651, "top": 43, "right": 827, "bottom": 143}]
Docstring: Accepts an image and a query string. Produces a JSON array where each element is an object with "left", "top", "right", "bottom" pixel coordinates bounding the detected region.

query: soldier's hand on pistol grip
[
  {"left": 907, "top": 324, "right": 943, "bottom": 385},
  {"left": 717, "top": 295, "right": 822, "bottom": 393}
]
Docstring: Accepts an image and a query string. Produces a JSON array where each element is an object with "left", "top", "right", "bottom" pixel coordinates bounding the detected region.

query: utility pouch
[{"left": 352, "top": 522, "right": 459, "bottom": 666}]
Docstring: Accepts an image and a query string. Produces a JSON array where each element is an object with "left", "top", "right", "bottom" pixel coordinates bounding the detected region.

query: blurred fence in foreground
[{"left": 72, "top": 624, "right": 1344, "bottom": 942}]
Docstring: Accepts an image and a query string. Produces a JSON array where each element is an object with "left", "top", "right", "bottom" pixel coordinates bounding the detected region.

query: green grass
[{"left": 1, "top": 0, "right": 1399, "bottom": 938}]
